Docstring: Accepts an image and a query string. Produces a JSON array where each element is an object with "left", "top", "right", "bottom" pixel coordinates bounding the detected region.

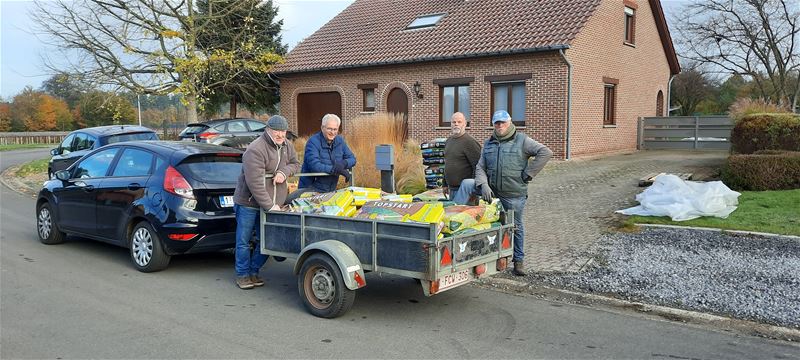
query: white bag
[{"left": 616, "top": 174, "right": 741, "bottom": 221}]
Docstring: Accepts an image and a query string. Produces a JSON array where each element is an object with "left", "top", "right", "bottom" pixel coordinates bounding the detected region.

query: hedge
[
  {"left": 730, "top": 113, "right": 800, "bottom": 154},
  {"left": 722, "top": 151, "right": 800, "bottom": 190}
]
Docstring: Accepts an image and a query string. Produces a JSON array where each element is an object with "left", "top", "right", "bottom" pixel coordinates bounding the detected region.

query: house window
[
  {"left": 603, "top": 83, "right": 617, "bottom": 126},
  {"left": 656, "top": 90, "right": 664, "bottom": 116},
  {"left": 406, "top": 13, "right": 445, "bottom": 30},
  {"left": 358, "top": 83, "right": 377, "bottom": 112},
  {"left": 439, "top": 85, "right": 470, "bottom": 126},
  {"left": 492, "top": 82, "right": 526, "bottom": 126},
  {"left": 624, "top": 5, "right": 636, "bottom": 44}
]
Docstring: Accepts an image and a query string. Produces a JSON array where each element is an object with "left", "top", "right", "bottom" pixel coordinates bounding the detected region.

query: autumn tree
[
  {"left": 35, "top": 95, "right": 72, "bottom": 131},
  {"left": 40, "top": 73, "right": 89, "bottom": 108},
  {"left": 77, "top": 91, "right": 136, "bottom": 127},
  {"left": 674, "top": 0, "right": 800, "bottom": 110},
  {"left": 671, "top": 68, "right": 716, "bottom": 115},
  {"left": 0, "top": 102, "right": 11, "bottom": 132},
  {"left": 32, "top": 0, "right": 284, "bottom": 124}
]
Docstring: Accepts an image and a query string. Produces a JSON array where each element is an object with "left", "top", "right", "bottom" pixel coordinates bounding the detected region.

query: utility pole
[{"left": 137, "top": 94, "right": 142, "bottom": 126}]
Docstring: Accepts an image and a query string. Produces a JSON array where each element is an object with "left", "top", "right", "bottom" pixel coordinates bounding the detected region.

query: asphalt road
[{"left": 1, "top": 149, "right": 798, "bottom": 359}]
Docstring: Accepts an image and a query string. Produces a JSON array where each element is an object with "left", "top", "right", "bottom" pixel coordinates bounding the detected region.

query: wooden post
[{"left": 694, "top": 116, "right": 699, "bottom": 149}]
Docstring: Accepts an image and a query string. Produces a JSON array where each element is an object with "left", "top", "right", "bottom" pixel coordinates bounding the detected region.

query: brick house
[{"left": 272, "top": 0, "right": 680, "bottom": 159}]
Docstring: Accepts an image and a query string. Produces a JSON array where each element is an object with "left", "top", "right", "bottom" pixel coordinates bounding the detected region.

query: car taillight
[
  {"left": 164, "top": 166, "right": 194, "bottom": 199},
  {"left": 440, "top": 245, "right": 452, "bottom": 266},
  {"left": 496, "top": 257, "right": 509, "bottom": 271},
  {"left": 474, "top": 264, "right": 486, "bottom": 276},
  {"left": 197, "top": 131, "right": 218, "bottom": 139},
  {"left": 168, "top": 233, "right": 197, "bottom": 241}
]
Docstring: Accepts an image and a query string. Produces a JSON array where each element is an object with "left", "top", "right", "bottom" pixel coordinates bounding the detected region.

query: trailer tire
[{"left": 298, "top": 253, "right": 355, "bottom": 318}]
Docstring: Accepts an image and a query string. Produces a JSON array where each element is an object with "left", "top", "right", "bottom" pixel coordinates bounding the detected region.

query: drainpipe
[
  {"left": 559, "top": 49, "right": 573, "bottom": 160},
  {"left": 666, "top": 74, "right": 676, "bottom": 116}
]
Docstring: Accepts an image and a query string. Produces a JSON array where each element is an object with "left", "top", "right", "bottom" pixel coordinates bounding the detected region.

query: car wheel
[
  {"left": 298, "top": 253, "right": 355, "bottom": 318},
  {"left": 37, "top": 202, "right": 65, "bottom": 244},
  {"left": 129, "top": 222, "right": 171, "bottom": 272}
]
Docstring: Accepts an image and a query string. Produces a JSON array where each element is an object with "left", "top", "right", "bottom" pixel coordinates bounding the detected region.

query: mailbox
[{"left": 375, "top": 144, "right": 394, "bottom": 171}]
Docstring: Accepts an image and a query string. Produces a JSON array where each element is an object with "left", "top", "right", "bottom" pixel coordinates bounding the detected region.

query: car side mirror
[
  {"left": 50, "top": 148, "right": 60, "bottom": 156},
  {"left": 54, "top": 170, "right": 70, "bottom": 181}
]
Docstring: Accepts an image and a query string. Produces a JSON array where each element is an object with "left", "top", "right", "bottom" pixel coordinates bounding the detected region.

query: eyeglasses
[{"left": 323, "top": 127, "right": 339, "bottom": 132}]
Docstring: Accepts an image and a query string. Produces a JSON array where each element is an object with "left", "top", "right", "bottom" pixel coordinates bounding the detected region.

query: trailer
[{"left": 260, "top": 202, "right": 515, "bottom": 318}]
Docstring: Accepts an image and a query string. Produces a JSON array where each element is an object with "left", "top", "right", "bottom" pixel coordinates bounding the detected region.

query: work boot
[
  {"left": 512, "top": 261, "right": 527, "bottom": 276},
  {"left": 236, "top": 276, "right": 254, "bottom": 290},
  {"left": 250, "top": 274, "right": 265, "bottom": 287}
]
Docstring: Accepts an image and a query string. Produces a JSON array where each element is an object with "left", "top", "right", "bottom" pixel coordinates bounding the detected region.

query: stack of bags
[
  {"left": 421, "top": 138, "right": 447, "bottom": 189},
  {"left": 288, "top": 187, "right": 503, "bottom": 240}
]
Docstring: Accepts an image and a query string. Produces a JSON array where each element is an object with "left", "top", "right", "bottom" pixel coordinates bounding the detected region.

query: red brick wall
[
  {"left": 566, "top": 0, "right": 673, "bottom": 157},
  {"left": 278, "top": 53, "right": 569, "bottom": 159}
]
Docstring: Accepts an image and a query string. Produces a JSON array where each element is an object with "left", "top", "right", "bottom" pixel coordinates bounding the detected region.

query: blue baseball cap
[{"left": 492, "top": 110, "right": 511, "bottom": 124}]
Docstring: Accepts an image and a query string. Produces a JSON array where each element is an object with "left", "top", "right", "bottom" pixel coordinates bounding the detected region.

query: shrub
[
  {"left": 721, "top": 151, "right": 800, "bottom": 190},
  {"left": 728, "top": 98, "right": 789, "bottom": 123},
  {"left": 342, "top": 112, "right": 425, "bottom": 194},
  {"left": 730, "top": 113, "right": 800, "bottom": 154}
]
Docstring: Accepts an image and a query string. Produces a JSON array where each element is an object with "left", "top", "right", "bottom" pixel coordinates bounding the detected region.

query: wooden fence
[
  {"left": 0, "top": 131, "right": 69, "bottom": 145},
  {"left": 637, "top": 116, "right": 733, "bottom": 150}
]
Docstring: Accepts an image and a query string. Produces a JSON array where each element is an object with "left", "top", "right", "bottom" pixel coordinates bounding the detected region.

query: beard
[{"left": 451, "top": 126, "right": 465, "bottom": 137}]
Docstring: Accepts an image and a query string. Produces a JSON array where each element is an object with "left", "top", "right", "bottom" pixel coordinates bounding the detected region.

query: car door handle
[
  {"left": 127, "top": 183, "right": 143, "bottom": 190},
  {"left": 81, "top": 185, "right": 95, "bottom": 192}
]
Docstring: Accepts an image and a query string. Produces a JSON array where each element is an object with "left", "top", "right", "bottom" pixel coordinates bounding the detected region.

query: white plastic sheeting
[{"left": 617, "top": 174, "right": 741, "bottom": 221}]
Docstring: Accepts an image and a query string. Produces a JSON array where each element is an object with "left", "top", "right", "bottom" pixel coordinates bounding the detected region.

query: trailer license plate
[
  {"left": 439, "top": 269, "right": 473, "bottom": 291},
  {"left": 219, "top": 195, "right": 234, "bottom": 207}
]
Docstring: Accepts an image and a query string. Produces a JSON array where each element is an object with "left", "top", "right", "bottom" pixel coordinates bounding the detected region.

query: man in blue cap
[{"left": 474, "top": 110, "right": 552, "bottom": 276}]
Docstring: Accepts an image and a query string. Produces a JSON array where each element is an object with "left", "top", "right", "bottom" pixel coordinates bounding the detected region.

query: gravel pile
[{"left": 537, "top": 227, "right": 800, "bottom": 329}]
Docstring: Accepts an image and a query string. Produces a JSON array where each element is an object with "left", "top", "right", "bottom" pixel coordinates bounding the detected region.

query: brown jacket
[{"left": 233, "top": 131, "right": 301, "bottom": 209}]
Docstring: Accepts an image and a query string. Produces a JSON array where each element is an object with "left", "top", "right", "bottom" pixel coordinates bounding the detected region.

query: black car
[
  {"left": 49, "top": 125, "right": 159, "bottom": 177},
  {"left": 36, "top": 141, "right": 242, "bottom": 272},
  {"left": 178, "top": 118, "right": 266, "bottom": 149}
]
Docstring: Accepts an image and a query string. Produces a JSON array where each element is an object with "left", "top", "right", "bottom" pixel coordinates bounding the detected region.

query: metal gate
[{"left": 638, "top": 116, "right": 733, "bottom": 150}]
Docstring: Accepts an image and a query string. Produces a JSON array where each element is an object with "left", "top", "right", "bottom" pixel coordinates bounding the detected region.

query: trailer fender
[{"left": 294, "top": 240, "right": 366, "bottom": 290}]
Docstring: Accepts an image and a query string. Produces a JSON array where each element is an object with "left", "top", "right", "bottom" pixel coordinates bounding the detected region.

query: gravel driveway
[{"left": 534, "top": 227, "right": 800, "bottom": 329}]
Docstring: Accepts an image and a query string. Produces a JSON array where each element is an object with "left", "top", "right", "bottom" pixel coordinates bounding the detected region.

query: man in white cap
[
  {"left": 474, "top": 110, "right": 552, "bottom": 276},
  {"left": 232, "top": 115, "right": 300, "bottom": 289}
]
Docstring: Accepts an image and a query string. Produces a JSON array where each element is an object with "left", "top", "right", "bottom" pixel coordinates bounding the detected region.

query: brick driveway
[{"left": 522, "top": 149, "right": 727, "bottom": 273}]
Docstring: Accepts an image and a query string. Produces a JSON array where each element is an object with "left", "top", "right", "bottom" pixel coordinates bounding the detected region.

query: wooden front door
[
  {"left": 297, "top": 92, "right": 342, "bottom": 137},
  {"left": 386, "top": 88, "right": 409, "bottom": 139}
]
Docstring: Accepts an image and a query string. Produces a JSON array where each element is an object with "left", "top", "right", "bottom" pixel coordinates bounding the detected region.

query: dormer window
[{"left": 406, "top": 13, "right": 445, "bottom": 30}]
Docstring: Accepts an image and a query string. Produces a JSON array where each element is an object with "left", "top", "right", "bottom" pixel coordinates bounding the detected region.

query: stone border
[
  {"left": 0, "top": 165, "right": 40, "bottom": 198},
  {"left": 636, "top": 223, "right": 800, "bottom": 241}
]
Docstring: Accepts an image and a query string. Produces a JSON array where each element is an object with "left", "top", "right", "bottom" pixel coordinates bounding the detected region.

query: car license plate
[
  {"left": 219, "top": 195, "right": 234, "bottom": 207},
  {"left": 439, "top": 269, "right": 473, "bottom": 291},
  {"left": 181, "top": 138, "right": 195, "bottom": 141}
]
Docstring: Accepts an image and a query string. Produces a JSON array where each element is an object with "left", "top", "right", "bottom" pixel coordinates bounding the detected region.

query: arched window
[{"left": 656, "top": 90, "right": 664, "bottom": 116}]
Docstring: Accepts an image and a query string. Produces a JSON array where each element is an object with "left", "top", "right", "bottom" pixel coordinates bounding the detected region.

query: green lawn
[
  {"left": 16, "top": 158, "right": 50, "bottom": 177},
  {"left": 625, "top": 189, "right": 800, "bottom": 236},
  {"left": 0, "top": 143, "right": 53, "bottom": 152}
]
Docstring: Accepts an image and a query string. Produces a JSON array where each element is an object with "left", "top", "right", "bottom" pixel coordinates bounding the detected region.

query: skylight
[{"left": 406, "top": 13, "right": 446, "bottom": 30}]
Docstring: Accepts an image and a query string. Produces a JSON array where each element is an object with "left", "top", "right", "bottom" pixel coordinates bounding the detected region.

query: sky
[{"left": 0, "top": 0, "right": 687, "bottom": 100}]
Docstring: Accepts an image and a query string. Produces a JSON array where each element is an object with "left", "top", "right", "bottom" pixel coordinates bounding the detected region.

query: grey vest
[{"left": 483, "top": 132, "right": 529, "bottom": 197}]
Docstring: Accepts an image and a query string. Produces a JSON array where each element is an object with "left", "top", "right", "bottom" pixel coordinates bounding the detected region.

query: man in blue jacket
[{"left": 290, "top": 114, "right": 356, "bottom": 200}]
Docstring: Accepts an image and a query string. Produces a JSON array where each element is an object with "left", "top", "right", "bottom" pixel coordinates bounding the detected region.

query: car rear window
[
  {"left": 180, "top": 125, "right": 209, "bottom": 136},
  {"left": 106, "top": 132, "right": 158, "bottom": 144},
  {"left": 177, "top": 155, "right": 242, "bottom": 183}
]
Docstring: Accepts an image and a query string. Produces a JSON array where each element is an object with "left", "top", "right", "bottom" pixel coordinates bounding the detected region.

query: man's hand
[
  {"left": 480, "top": 185, "right": 494, "bottom": 202},
  {"left": 341, "top": 169, "right": 352, "bottom": 183},
  {"left": 273, "top": 172, "right": 286, "bottom": 184},
  {"left": 332, "top": 160, "right": 346, "bottom": 175}
]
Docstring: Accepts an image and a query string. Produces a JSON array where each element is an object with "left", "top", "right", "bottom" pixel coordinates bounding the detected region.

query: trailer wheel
[{"left": 298, "top": 253, "right": 355, "bottom": 318}]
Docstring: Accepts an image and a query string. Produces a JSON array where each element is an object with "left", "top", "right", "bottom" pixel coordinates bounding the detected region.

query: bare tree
[
  {"left": 674, "top": 0, "right": 799, "bottom": 111},
  {"left": 671, "top": 66, "right": 717, "bottom": 115},
  {"left": 31, "top": 0, "right": 283, "bottom": 123}
]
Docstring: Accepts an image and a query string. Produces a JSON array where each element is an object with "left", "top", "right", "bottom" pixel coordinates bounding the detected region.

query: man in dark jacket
[
  {"left": 443, "top": 112, "right": 481, "bottom": 204},
  {"left": 474, "top": 110, "right": 552, "bottom": 276},
  {"left": 289, "top": 114, "right": 356, "bottom": 200},
  {"left": 232, "top": 115, "right": 301, "bottom": 289}
]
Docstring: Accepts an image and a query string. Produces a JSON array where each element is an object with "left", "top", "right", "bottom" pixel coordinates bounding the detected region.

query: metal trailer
[{"left": 260, "top": 202, "right": 515, "bottom": 318}]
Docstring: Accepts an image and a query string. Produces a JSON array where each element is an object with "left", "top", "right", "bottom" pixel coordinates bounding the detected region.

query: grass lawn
[
  {"left": 0, "top": 144, "right": 53, "bottom": 152},
  {"left": 16, "top": 158, "right": 50, "bottom": 177},
  {"left": 625, "top": 189, "right": 800, "bottom": 236}
]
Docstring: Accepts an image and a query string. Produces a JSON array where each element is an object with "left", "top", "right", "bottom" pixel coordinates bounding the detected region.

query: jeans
[
  {"left": 234, "top": 204, "right": 268, "bottom": 277},
  {"left": 499, "top": 196, "right": 527, "bottom": 262},
  {"left": 449, "top": 178, "right": 477, "bottom": 205}
]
